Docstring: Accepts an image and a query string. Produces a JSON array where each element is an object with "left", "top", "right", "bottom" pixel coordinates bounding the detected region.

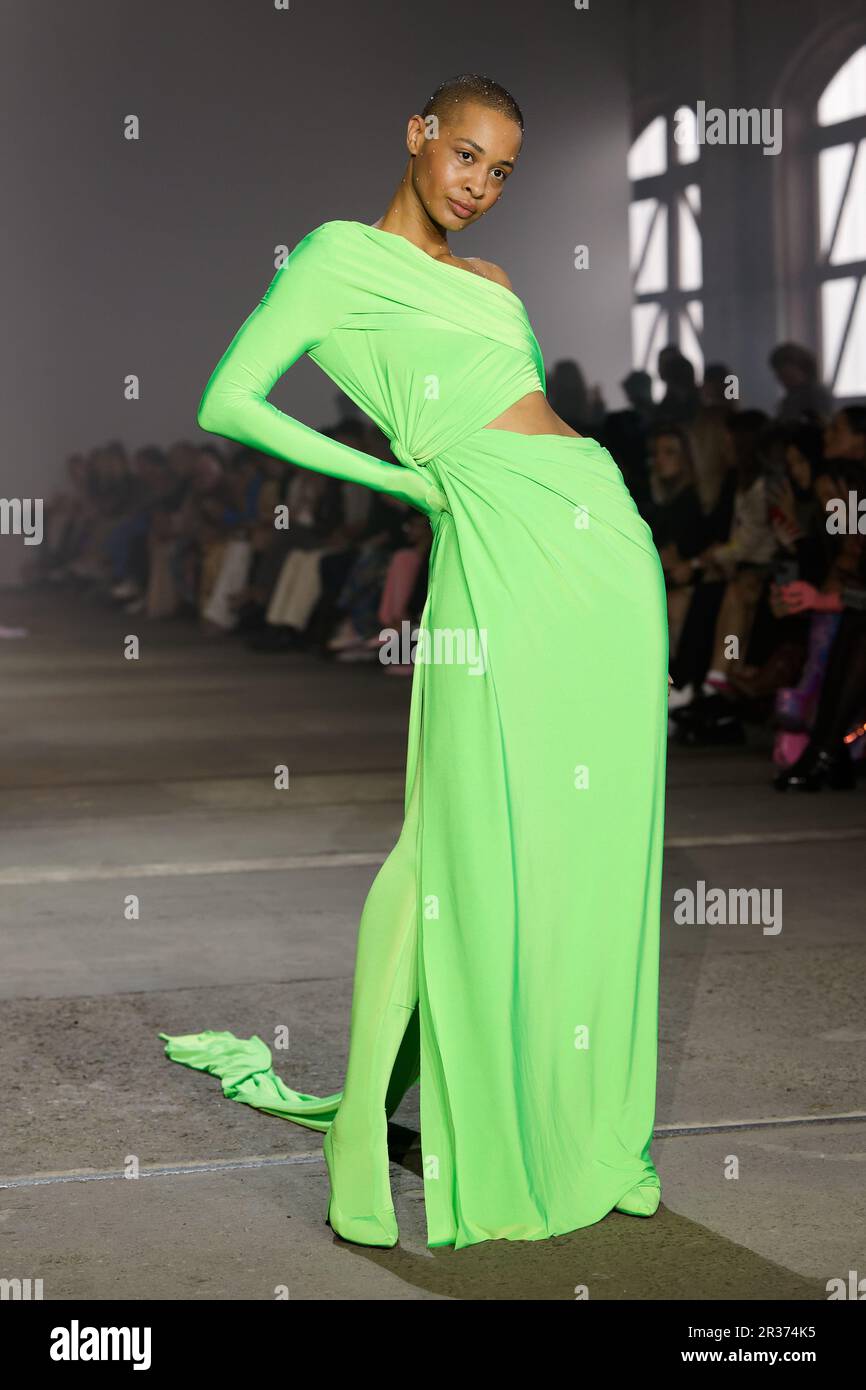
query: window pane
[
  {"left": 673, "top": 106, "right": 699, "bottom": 164},
  {"left": 631, "top": 200, "right": 667, "bottom": 292},
  {"left": 827, "top": 278, "right": 866, "bottom": 395},
  {"left": 678, "top": 186, "right": 702, "bottom": 290},
  {"left": 632, "top": 303, "right": 668, "bottom": 388},
  {"left": 818, "top": 143, "right": 856, "bottom": 259},
  {"left": 831, "top": 141, "right": 866, "bottom": 266},
  {"left": 817, "top": 45, "right": 866, "bottom": 126},
  {"left": 629, "top": 198, "right": 655, "bottom": 275},
  {"left": 821, "top": 277, "right": 857, "bottom": 383},
  {"left": 629, "top": 115, "right": 666, "bottom": 180}
]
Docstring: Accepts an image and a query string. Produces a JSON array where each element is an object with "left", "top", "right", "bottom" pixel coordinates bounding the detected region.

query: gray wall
[{"left": 1, "top": 0, "right": 632, "bottom": 583}]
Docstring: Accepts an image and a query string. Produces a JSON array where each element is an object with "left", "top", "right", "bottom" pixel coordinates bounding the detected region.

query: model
[{"left": 160, "top": 73, "right": 669, "bottom": 1251}]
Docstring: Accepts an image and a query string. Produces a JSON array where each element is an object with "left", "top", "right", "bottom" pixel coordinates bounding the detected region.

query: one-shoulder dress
[{"left": 160, "top": 220, "right": 669, "bottom": 1250}]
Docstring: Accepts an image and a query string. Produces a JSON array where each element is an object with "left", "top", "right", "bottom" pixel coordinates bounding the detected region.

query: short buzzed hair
[{"left": 421, "top": 74, "right": 524, "bottom": 133}]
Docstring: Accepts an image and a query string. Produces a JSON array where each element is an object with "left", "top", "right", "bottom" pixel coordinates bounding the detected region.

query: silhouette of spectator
[{"left": 769, "top": 342, "right": 835, "bottom": 424}]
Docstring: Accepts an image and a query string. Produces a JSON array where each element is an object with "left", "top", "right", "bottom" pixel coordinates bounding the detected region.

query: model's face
[
  {"left": 652, "top": 434, "right": 684, "bottom": 479},
  {"left": 407, "top": 100, "right": 521, "bottom": 231}
]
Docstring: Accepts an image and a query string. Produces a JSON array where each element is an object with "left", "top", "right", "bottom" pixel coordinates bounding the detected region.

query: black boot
[
  {"left": 675, "top": 692, "right": 746, "bottom": 746},
  {"left": 773, "top": 742, "right": 855, "bottom": 792}
]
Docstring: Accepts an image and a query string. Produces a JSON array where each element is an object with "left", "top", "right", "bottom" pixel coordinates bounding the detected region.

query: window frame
[
  {"left": 774, "top": 19, "right": 866, "bottom": 406},
  {"left": 629, "top": 107, "right": 704, "bottom": 392}
]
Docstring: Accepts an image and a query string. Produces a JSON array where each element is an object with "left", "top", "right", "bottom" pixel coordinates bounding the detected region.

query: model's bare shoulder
[{"left": 468, "top": 257, "right": 513, "bottom": 291}]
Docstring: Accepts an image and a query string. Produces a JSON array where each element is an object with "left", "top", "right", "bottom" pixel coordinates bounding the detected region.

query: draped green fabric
[{"left": 160, "top": 220, "right": 668, "bottom": 1249}]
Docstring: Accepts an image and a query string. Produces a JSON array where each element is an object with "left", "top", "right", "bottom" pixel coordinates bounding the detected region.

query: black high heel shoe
[
  {"left": 674, "top": 693, "right": 746, "bottom": 746},
  {"left": 773, "top": 744, "right": 855, "bottom": 792},
  {"left": 669, "top": 690, "right": 717, "bottom": 727}
]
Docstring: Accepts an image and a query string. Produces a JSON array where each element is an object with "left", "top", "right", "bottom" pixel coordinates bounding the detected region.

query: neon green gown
[{"left": 159, "top": 220, "right": 668, "bottom": 1250}]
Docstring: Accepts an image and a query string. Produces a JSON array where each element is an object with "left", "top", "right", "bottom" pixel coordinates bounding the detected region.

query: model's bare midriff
[{"left": 482, "top": 391, "right": 583, "bottom": 438}]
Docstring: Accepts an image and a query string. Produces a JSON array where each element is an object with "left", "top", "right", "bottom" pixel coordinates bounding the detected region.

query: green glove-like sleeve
[{"left": 196, "top": 227, "right": 437, "bottom": 514}]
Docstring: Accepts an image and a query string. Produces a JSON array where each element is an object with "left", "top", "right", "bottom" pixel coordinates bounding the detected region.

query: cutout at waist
[{"left": 481, "top": 391, "right": 585, "bottom": 440}]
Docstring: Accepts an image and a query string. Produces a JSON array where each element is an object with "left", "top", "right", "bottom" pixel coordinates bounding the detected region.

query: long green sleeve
[{"left": 196, "top": 226, "right": 439, "bottom": 514}]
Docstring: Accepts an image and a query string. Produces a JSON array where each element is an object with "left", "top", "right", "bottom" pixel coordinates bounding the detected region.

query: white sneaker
[{"left": 667, "top": 681, "right": 694, "bottom": 711}]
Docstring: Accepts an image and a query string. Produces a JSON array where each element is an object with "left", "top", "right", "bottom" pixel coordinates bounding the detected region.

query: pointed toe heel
[
  {"left": 322, "top": 1123, "right": 399, "bottom": 1248},
  {"left": 614, "top": 1177, "right": 661, "bottom": 1217},
  {"left": 326, "top": 1197, "right": 398, "bottom": 1248}
]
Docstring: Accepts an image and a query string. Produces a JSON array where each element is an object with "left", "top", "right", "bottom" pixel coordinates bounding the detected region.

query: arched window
[
  {"left": 628, "top": 107, "right": 703, "bottom": 397},
  {"left": 814, "top": 45, "right": 866, "bottom": 398}
]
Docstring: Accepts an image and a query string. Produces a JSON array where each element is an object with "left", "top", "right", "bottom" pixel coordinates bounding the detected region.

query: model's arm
[{"left": 196, "top": 226, "right": 439, "bottom": 515}]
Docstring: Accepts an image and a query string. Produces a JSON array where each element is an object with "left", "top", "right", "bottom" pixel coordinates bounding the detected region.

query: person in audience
[
  {"left": 823, "top": 404, "right": 866, "bottom": 467},
  {"left": 146, "top": 444, "right": 225, "bottom": 618},
  {"left": 689, "top": 361, "right": 739, "bottom": 517},
  {"left": 64, "top": 443, "right": 135, "bottom": 585},
  {"left": 726, "top": 421, "right": 830, "bottom": 709},
  {"left": 769, "top": 342, "right": 836, "bottom": 424},
  {"left": 240, "top": 422, "right": 358, "bottom": 645},
  {"left": 653, "top": 348, "right": 700, "bottom": 427},
  {"left": 759, "top": 409, "right": 866, "bottom": 771},
  {"left": 670, "top": 410, "right": 778, "bottom": 739},
  {"left": 104, "top": 446, "right": 180, "bottom": 608},
  {"left": 312, "top": 487, "right": 413, "bottom": 655},
  {"left": 546, "top": 358, "right": 604, "bottom": 436},
  {"left": 600, "top": 369, "right": 654, "bottom": 517},
  {"left": 33, "top": 453, "right": 92, "bottom": 582},
  {"left": 645, "top": 426, "right": 707, "bottom": 658},
  {"left": 773, "top": 550, "right": 866, "bottom": 790},
  {"left": 679, "top": 408, "right": 866, "bottom": 758},
  {"left": 328, "top": 509, "right": 430, "bottom": 665},
  {"left": 196, "top": 447, "right": 266, "bottom": 629}
]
